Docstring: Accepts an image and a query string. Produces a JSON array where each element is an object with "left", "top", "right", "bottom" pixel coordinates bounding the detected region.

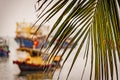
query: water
[
  {"left": 0, "top": 38, "right": 120, "bottom": 80},
  {"left": 0, "top": 38, "right": 54, "bottom": 80},
  {"left": 0, "top": 38, "right": 86, "bottom": 80}
]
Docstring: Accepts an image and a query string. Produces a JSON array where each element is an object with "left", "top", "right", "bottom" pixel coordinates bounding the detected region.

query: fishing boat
[
  {"left": 15, "top": 36, "right": 49, "bottom": 49},
  {"left": 0, "top": 37, "right": 10, "bottom": 56},
  {"left": 13, "top": 54, "right": 61, "bottom": 72},
  {"left": 56, "top": 37, "right": 74, "bottom": 48},
  {"left": 13, "top": 22, "right": 61, "bottom": 72},
  {"left": 15, "top": 22, "right": 50, "bottom": 49}
]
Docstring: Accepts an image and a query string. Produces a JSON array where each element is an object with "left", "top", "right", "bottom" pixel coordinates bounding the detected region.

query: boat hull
[
  {"left": 0, "top": 48, "right": 9, "bottom": 57},
  {"left": 13, "top": 61, "right": 54, "bottom": 72},
  {"left": 15, "top": 37, "right": 49, "bottom": 48},
  {"left": 13, "top": 55, "right": 61, "bottom": 72}
]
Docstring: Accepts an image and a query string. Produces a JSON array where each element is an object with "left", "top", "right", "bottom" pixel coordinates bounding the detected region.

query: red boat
[
  {"left": 13, "top": 60, "right": 54, "bottom": 71},
  {"left": 13, "top": 55, "right": 61, "bottom": 72}
]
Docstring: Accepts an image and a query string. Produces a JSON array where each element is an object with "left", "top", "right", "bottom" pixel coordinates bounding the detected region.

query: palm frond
[{"left": 35, "top": 0, "right": 120, "bottom": 80}]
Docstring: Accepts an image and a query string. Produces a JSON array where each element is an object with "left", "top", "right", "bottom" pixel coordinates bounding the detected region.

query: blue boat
[
  {"left": 15, "top": 36, "right": 49, "bottom": 49},
  {"left": 0, "top": 37, "right": 10, "bottom": 56}
]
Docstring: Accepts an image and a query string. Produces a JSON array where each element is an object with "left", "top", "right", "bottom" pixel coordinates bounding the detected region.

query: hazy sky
[
  {"left": 0, "top": 0, "right": 119, "bottom": 37},
  {"left": 0, "top": 0, "right": 37, "bottom": 37},
  {"left": 0, "top": 0, "right": 61, "bottom": 37}
]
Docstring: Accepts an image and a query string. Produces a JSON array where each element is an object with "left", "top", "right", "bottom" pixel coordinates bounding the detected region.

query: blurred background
[
  {"left": 0, "top": 0, "right": 120, "bottom": 80},
  {"left": 0, "top": 0, "right": 36, "bottom": 37}
]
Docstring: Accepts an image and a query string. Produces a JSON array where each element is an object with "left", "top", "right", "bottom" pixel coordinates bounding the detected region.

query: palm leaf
[{"left": 34, "top": 0, "right": 120, "bottom": 80}]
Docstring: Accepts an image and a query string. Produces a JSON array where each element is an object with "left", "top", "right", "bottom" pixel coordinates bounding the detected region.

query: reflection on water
[
  {"left": 0, "top": 57, "right": 8, "bottom": 62},
  {"left": 19, "top": 71, "right": 53, "bottom": 80}
]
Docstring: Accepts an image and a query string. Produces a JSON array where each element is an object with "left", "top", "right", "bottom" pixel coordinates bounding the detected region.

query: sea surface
[{"left": 0, "top": 38, "right": 119, "bottom": 80}]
